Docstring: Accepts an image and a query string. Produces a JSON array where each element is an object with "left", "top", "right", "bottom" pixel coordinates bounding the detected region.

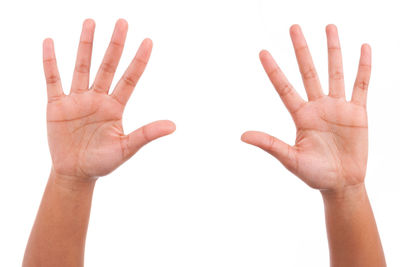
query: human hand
[
  {"left": 242, "top": 25, "right": 371, "bottom": 193},
  {"left": 44, "top": 19, "right": 175, "bottom": 181}
]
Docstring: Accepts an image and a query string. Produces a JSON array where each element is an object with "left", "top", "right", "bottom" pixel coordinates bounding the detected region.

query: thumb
[
  {"left": 122, "top": 120, "right": 176, "bottom": 159},
  {"left": 241, "top": 131, "right": 297, "bottom": 171}
]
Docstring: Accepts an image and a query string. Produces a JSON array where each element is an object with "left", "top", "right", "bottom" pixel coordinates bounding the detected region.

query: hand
[
  {"left": 44, "top": 19, "right": 175, "bottom": 181},
  {"left": 242, "top": 25, "right": 371, "bottom": 192}
]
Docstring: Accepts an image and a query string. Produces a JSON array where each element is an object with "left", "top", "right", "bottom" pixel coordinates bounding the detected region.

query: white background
[{"left": 0, "top": 0, "right": 399, "bottom": 266}]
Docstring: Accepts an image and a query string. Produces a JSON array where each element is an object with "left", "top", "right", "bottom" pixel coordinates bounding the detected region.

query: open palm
[
  {"left": 242, "top": 25, "right": 371, "bottom": 191},
  {"left": 44, "top": 19, "right": 175, "bottom": 180}
]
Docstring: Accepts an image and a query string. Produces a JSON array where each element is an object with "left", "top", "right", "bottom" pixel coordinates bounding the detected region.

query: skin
[
  {"left": 241, "top": 25, "right": 386, "bottom": 267},
  {"left": 23, "top": 19, "right": 175, "bottom": 267}
]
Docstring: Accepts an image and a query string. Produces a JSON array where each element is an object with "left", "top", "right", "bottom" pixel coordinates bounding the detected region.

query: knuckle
[
  {"left": 120, "top": 135, "right": 131, "bottom": 159},
  {"left": 301, "top": 66, "right": 318, "bottom": 80},
  {"left": 43, "top": 58, "right": 56, "bottom": 64},
  {"left": 134, "top": 56, "right": 148, "bottom": 67},
  {"left": 141, "top": 126, "right": 150, "bottom": 143},
  {"left": 330, "top": 70, "right": 344, "bottom": 81},
  {"left": 278, "top": 83, "right": 293, "bottom": 98},
  {"left": 356, "top": 80, "right": 369, "bottom": 91},
  {"left": 46, "top": 74, "right": 60, "bottom": 84},
  {"left": 47, "top": 95, "right": 63, "bottom": 103},
  {"left": 100, "top": 61, "right": 116, "bottom": 74},
  {"left": 291, "top": 101, "right": 307, "bottom": 116},
  {"left": 268, "top": 67, "right": 281, "bottom": 78},
  {"left": 91, "top": 83, "right": 106, "bottom": 93},
  {"left": 295, "top": 45, "right": 308, "bottom": 54},
  {"left": 80, "top": 40, "right": 93, "bottom": 46},
  {"left": 122, "top": 75, "right": 138, "bottom": 87},
  {"left": 72, "top": 87, "right": 87, "bottom": 93},
  {"left": 328, "top": 46, "right": 341, "bottom": 51},
  {"left": 110, "top": 40, "right": 123, "bottom": 48},
  {"left": 266, "top": 136, "right": 276, "bottom": 150},
  {"left": 75, "top": 63, "right": 90, "bottom": 74},
  {"left": 359, "top": 63, "right": 371, "bottom": 71}
]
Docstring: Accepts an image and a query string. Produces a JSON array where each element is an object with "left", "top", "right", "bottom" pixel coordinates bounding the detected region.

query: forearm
[
  {"left": 321, "top": 183, "right": 385, "bottom": 267},
  {"left": 23, "top": 170, "right": 96, "bottom": 267}
]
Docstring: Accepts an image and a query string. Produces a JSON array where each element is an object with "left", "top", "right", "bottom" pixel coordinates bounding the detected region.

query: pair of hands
[{"left": 45, "top": 19, "right": 370, "bottom": 194}]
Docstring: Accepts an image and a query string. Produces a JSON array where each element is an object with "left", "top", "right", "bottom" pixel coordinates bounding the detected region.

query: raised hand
[
  {"left": 44, "top": 19, "right": 175, "bottom": 181},
  {"left": 24, "top": 19, "right": 176, "bottom": 266},
  {"left": 242, "top": 25, "right": 371, "bottom": 192}
]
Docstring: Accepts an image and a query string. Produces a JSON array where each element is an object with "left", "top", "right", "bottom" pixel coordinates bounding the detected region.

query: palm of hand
[
  {"left": 44, "top": 19, "right": 175, "bottom": 180},
  {"left": 47, "top": 92, "right": 126, "bottom": 178},
  {"left": 291, "top": 97, "right": 367, "bottom": 189},
  {"left": 242, "top": 25, "right": 371, "bottom": 191}
]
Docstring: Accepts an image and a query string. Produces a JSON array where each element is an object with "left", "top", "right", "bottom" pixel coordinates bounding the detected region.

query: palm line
[
  {"left": 320, "top": 116, "right": 367, "bottom": 129},
  {"left": 71, "top": 118, "right": 121, "bottom": 134},
  {"left": 47, "top": 107, "right": 99, "bottom": 123}
]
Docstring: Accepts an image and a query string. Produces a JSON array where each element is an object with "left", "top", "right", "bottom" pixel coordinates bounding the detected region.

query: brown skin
[
  {"left": 23, "top": 19, "right": 175, "bottom": 267},
  {"left": 23, "top": 172, "right": 95, "bottom": 267},
  {"left": 242, "top": 25, "right": 386, "bottom": 267}
]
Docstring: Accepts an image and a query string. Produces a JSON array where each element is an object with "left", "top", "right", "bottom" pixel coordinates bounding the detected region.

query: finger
[
  {"left": 259, "top": 50, "right": 306, "bottom": 116},
  {"left": 241, "top": 131, "right": 297, "bottom": 171},
  {"left": 71, "top": 19, "right": 95, "bottom": 94},
  {"left": 92, "top": 19, "right": 128, "bottom": 94},
  {"left": 112, "top": 38, "right": 153, "bottom": 106},
  {"left": 121, "top": 120, "right": 176, "bottom": 159},
  {"left": 43, "top": 38, "right": 64, "bottom": 101},
  {"left": 290, "top": 25, "right": 323, "bottom": 101},
  {"left": 351, "top": 44, "right": 371, "bottom": 107},
  {"left": 326, "top": 24, "right": 345, "bottom": 98}
]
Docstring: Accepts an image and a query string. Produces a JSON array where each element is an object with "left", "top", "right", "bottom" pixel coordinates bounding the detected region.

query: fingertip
[
  {"left": 116, "top": 18, "right": 128, "bottom": 29},
  {"left": 43, "top": 38, "right": 55, "bottom": 59},
  {"left": 142, "top": 38, "right": 154, "bottom": 50},
  {"left": 290, "top": 24, "right": 301, "bottom": 35},
  {"left": 241, "top": 131, "right": 257, "bottom": 144},
  {"left": 111, "top": 19, "right": 128, "bottom": 43},
  {"left": 360, "top": 44, "right": 372, "bottom": 65},
  {"left": 150, "top": 120, "right": 176, "bottom": 137},
  {"left": 240, "top": 132, "right": 248, "bottom": 142},
  {"left": 259, "top": 49, "right": 270, "bottom": 59},
  {"left": 136, "top": 38, "right": 153, "bottom": 60},
  {"left": 83, "top": 18, "right": 95, "bottom": 28},
  {"left": 325, "top": 24, "right": 337, "bottom": 33},
  {"left": 81, "top": 19, "right": 95, "bottom": 43},
  {"left": 143, "top": 38, "right": 153, "bottom": 45},
  {"left": 361, "top": 43, "right": 371, "bottom": 53},
  {"left": 43, "top": 38, "right": 54, "bottom": 47},
  {"left": 163, "top": 120, "right": 176, "bottom": 134}
]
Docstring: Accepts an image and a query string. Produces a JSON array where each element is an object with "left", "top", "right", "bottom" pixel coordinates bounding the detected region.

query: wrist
[
  {"left": 49, "top": 169, "right": 97, "bottom": 192},
  {"left": 320, "top": 182, "right": 367, "bottom": 204}
]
